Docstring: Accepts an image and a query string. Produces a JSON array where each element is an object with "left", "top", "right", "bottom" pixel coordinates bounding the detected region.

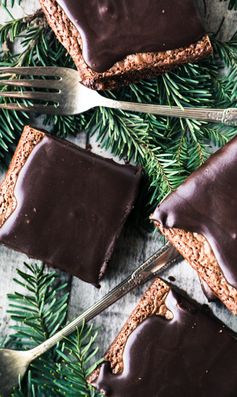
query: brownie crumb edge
[
  {"left": 0, "top": 126, "right": 45, "bottom": 227},
  {"left": 154, "top": 221, "right": 237, "bottom": 314}
]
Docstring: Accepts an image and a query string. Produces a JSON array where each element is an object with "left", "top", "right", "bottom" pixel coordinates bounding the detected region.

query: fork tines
[{"left": 0, "top": 66, "right": 65, "bottom": 114}]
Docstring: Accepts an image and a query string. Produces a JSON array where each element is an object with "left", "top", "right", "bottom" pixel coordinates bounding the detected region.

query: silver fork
[
  {"left": 0, "top": 66, "right": 236, "bottom": 124},
  {"left": 0, "top": 243, "right": 179, "bottom": 397}
]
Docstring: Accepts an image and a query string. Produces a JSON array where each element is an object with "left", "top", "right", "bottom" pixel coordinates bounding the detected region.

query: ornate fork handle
[
  {"left": 222, "top": 108, "right": 237, "bottom": 125},
  {"left": 101, "top": 97, "right": 237, "bottom": 125}
]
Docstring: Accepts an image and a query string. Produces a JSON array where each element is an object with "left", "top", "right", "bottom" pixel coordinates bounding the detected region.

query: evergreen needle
[{"left": 5, "top": 263, "right": 102, "bottom": 396}]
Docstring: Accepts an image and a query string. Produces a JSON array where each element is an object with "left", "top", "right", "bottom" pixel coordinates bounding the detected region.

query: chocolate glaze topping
[
  {"left": 152, "top": 136, "right": 237, "bottom": 289},
  {"left": 56, "top": 0, "right": 205, "bottom": 72},
  {"left": 0, "top": 135, "right": 141, "bottom": 285},
  {"left": 95, "top": 290, "right": 237, "bottom": 397}
]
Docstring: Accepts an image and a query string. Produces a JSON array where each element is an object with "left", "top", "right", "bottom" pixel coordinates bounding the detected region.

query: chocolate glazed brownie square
[
  {"left": 40, "top": 0, "right": 212, "bottom": 90},
  {"left": 0, "top": 126, "right": 142, "bottom": 285},
  {"left": 91, "top": 279, "right": 237, "bottom": 397},
  {"left": 151, "top": 135, "right": 237, "bottom": 313}
]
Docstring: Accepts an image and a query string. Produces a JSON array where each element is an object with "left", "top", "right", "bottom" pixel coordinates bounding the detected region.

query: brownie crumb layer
[
  {"left": 155, "top": 221, "right": 237, "bottom": 314},
  {"left": 0, "top": 126, "right": 44, "bottom": 228},
  {"left": 40, "top": 0, "right": 212, "bottom": 90}
]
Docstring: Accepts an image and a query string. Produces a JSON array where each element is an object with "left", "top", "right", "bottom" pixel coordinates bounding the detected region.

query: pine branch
[
  {"left": 86, "top": 58, "right": 215, "bottom": 214},
  {"left": 7, "top": 264, "right": 69, "bottom": 347},
  {"left": 4, "top": 263, "right": 102, "bottom": 396},
  {"left": 53, "top": 326, "right": 103, "bottom": 396}
]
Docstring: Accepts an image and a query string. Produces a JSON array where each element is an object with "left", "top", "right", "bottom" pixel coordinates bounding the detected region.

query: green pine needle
[{"left": 4, "top": 263, "right": 102, "bottom": 396}]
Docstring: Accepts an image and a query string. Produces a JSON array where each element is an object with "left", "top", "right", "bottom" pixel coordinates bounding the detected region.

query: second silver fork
[{"left": 0, "top": 66, "right": 236, "bottom": 125}]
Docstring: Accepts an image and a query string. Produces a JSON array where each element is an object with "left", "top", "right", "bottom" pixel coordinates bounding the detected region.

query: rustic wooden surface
[{"left": 0, "top": 0, "right": 237, "bottom": 359}]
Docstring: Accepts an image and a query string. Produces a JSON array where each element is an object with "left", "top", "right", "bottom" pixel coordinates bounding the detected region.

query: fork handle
[
  {"left": 30, "top": 244, "right": 177, "bottom": 360},
  {"left": 101, "top": 97, "right": 237, "bottom": 125}
]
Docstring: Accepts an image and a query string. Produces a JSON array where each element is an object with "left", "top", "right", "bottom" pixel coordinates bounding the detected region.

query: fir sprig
[
  {"left": 5, "top": 263, "right": 102, "bottom": 396},
  {"left": 54, "top": 328, "right": 102, "bottom": 396},
  {"left": 7, "top": 264, "right": 69, "bottom": 347}
]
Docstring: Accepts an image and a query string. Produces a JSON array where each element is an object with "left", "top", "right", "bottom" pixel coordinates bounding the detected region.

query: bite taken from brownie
[
  {"left": 0, "top": 126, "right": 142, "bottom": 286},
  {"left": 91, "top": 278, "right": 237, "bottom": 397},
  {"left": 151, "top": 136, "right": 237, "bottom": 314},
  {"left": 40, "top": 0, "right": 212, "bottom": 90}
]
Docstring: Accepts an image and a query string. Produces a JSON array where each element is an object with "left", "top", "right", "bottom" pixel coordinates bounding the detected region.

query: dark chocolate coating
[
  {"left": 152, "top": 136, "right": 237, "bottom": 289},
  {"left": 56, "top": 0, "right": 205, "bottom": 72},
  {"left": 95, "top": 291, "right": 237, "bottom": 397},
  {"left": 0, "top": 135, "right": 141, "bottom": 285}
]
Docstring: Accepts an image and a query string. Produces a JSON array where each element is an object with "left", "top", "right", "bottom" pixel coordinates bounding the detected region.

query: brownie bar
[
  {"left": 151, "top": 136, "right": 237, "bottom": 314},
  {"left": 92, "top": 279, "right": 237, "bottom": 397},
  {"left": 0, "top": 126, "right": 142, "bottom": 285},
  {"left": 40, "top": 0, "right": 212, "bottom": 90}
]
